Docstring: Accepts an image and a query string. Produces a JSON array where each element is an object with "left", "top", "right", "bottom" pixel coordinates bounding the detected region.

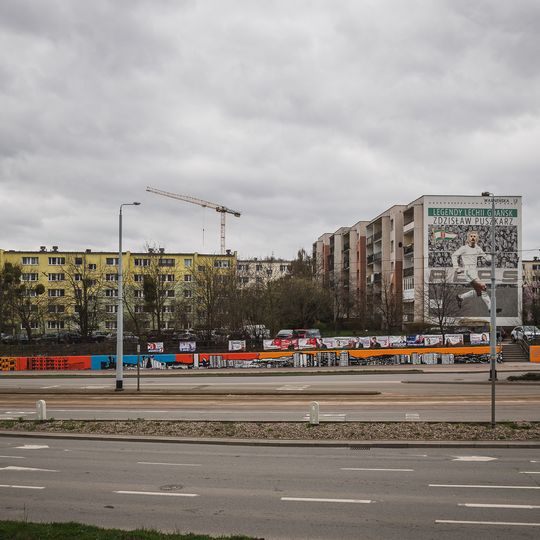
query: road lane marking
[
  {"left": 0, "top": 466, "right": 58, "bottom": 472},
  {"left": 405, "top": 413, "right": 420, "bottom": 421},
  {"left": 436, "top": 520, "right": 540, "bottom": 527},
  {"left": 281, "top": 497, "right": 372, "bottom": 504},
  {"left": 0, "top": 484, "right": 45, "bottom": 490},
  {"left": 459, "top": 503, "right": 540, "bottom": 509},
  {"left": 0, "top": 455, "right": 25, "bottom": 459},
  {"left": 15, "top": 445, "right": 49, "bottom": 450},
  {"left": 276, "top": 385, "right": 310, "bottom": 391},
  {"left": 114, "top": 490, "right": 198, "bottom": 497},
  {"left": 137, "top": 462, "right": 201, "bottom": 467},
  {"left": 341, "top": 468, "right": 414, "bottom": 472},
  {"left": 41, "top": 385, "right": 59, "bottom": 389},
  {"left": 430, "top": 484, "right": 540, "bottom": 490},
  {"left": 452, "top": 456, "right": 497, "bottom": 462},
  {"left": 520, "top": 471, "right": 540, "bottom": 474}
]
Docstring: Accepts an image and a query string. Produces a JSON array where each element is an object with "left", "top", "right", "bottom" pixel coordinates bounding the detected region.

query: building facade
[
  {"left": 314, "top": 194, "right": 523, "bottom": 330},
  {"left": 237, "top": 258, "right": 291, "bottom": 287},
  {"left": 0, "top": 246, "right": 236, "bottom": 336}
]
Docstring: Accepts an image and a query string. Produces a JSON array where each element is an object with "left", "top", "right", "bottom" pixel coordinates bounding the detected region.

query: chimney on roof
[
  {"left": 226, "top": 249, "right": 231, "bottom": 255},
  {"left": 40, "top": 246, "right": 46, "bottom": 252},
  {"left": 148, "top": 248, "right": 154, "bottom": 253},
  {"left": 52, "top": 246, "right": 58, "bottom": 252},
  {"left": 159, "top": 248, "right": 165, "bottom": 254},
  {"left": 86, "top": 249, "right": 91, "bottom": 253}
]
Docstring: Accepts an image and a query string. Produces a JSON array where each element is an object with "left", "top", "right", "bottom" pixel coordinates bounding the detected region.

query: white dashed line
[
  {"left": 137, "top": 462, "right": 201, "bottom": 467},
  {"left": 114, "top": 490, "right": 198, "bottom": 497},
  {"left": 436, "top": 520, "right": 540, "bottom": 527},
  {"left": 0, "top": 466, "right": 58, "bottom": 472},
  {"left": 281, "top": 497, "right": 372, "bottom": 504},
  {"left": 520, "top": 471, "right": 540, "bottom": 474},
  {"left": 430, "top": 484, "right": 540, "bottom": 490},
  {"left": 459, "top": 503, "right": 540, "bottom": 509},
  {"left": 15, "top": 445, "right": 49, "bottom": 450},
  {"left": 341, "top": 468, "right": 414, "bottom": 472},
  {"left": 0, "top": 455, "right": 25, "bottom": 459},
  {"left": 0, "top": 484, "right": 45, "bottom": 490}
]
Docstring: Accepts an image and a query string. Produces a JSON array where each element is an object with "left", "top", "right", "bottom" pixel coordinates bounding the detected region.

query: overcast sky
[{"left": 1, "top": 0, "right": 539, "bottom": 260}]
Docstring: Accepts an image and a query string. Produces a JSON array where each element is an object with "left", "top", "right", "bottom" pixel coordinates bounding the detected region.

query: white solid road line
[
  {"left": 436, "top": 520, "right": 540, "bottom": 527},
  {"left": 15, "top": 445, "right": 49, "bottom": 449},
  {"left": 430, "top": 484, "right": 540, "bottom": 489},
  {"left": 281, "top": 497, "right": 372, "bottom": 504},
  {"left": 0, "top": 455, "right": 25, "bottom": 459},
  {"left": 137, "top": 462, "right": 201, "bottom": 467},
  {"left": 459, "top": 503, "right": 540, "bottom": 509},
  {"left": 341, "top": 467, "right": 414, "bottom": 472},
  {"left": 114, "top": 490, "right": 198, "bottom": 497},
  {"left": 0, "top": 466, "right": 58, "bottom": 472},
  {"left": 520, "top": 471, "right": 540, "bottom": 474},
  {"left": 0, "top": 484, "right": 45, "bottom": 490}
]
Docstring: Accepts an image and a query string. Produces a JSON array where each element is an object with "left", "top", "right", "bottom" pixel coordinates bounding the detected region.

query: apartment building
[
  {"left": 0, "top": 246, "right": 236, "bottom": 335},
  {"left": 523, "top": 257, "right": 540, "bottom": 324},
  {"left": 314, "top": 194, "right": 522, "bottom": 330},
  {"left": 237, "top": 258, "right": 291, "bottom": 286}
]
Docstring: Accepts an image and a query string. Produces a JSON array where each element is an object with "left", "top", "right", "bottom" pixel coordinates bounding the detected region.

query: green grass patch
[{"left": 0, "top": 520, "right": 260, "bottom": 540}]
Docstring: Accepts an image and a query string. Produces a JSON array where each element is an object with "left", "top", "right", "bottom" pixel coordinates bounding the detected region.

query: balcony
[
  {"left": 403, "top": 221, "right": 415, "bottom": 234},
  {"left": 403, "top": 244, "right": 414, "bottom": 256},
  {"left": 373, "top": 231, "right": 382, "bottom": 242},
  {"left": 373, "top": 252, "right": 382, "bottom": 262},
  {"left": 403, "top": 267, "right": 414, "bottom": 277},
  {"left": 372, "top": 272, "right": 382, "bottom": 283},
  {"left": 402, "top": 289, "right": 414, "bottom": 301}
]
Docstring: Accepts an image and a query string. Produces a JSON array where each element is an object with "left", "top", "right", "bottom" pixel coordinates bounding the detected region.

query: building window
[
  {"left": 88, "top": 263, "right": 97, "bottom": 270},
  {"left": 159, "top": 258, "right": 175, "bottom": 267},
  {"left": 184, "top": 274, "right": 192, "bottom": 282},
  {"left": 279, "top": 265, "right": 289, "bottom": 272},
  {"left": 48, "top": 273, "right": 65, "bottom": 282},
  {"left": 134, "top": 290, "right": 144, "bottom": 298},
  {"left": 134, "top": 305, "right": 144, "bottom": 313},
  {"left": 133, "top": 274, "right": 144, "bottom": 282},
  {"left": 134, "top": 258, "right": 150, "bottom": 267},
  {"left": 238, "top": 264, "right": 247, "bottom": 272},
  {"left": 74, "top": 274, "right": 82, "bottom": 281},
  {"left": 184, "top": 259, "right": 192, "bottom": 267},
  {"left": 48, "top": 305, "right": 65, "bottom": 313},
  {"left": 197, "top": 265, "right": 204, "bottom": 272},
  {"left": 183, "top": 290, "right": 192, "bottom": 298},
  {"left": 22, "top": 257, "right": 39, "bottom": 265},
  {"left": 22, "top": 273, "right": 39, "bottom": 282},
  {"left": 20, "top": 321, "right": 39, "bottom": 330},
  {"left": 161, "top": 305, "right": 174, "bottom": 313},
  {"left": 48, "top": 289, "right": 65, "bottom": 297},
  {"left": 75, "top": 257, "right": 83, "bottom": 265},
  {"left": 105, "top": 321, "right": 117, "bottom": 330},
  {"left": 105, "top": 289, "right": 118, "bottom": 297},
  {"left": 214, "top": 260, "right": 231, "bottom": 268},
  {"left": 159, "top": 274, "right": 175, "bottom": 282},
  {"left": 106, "top": 305, "right": 118, "bottom": 313},
  {"left": 255, "top": 264, "right": 262, "bottom": 271},
  {"left": 160, "top": 289, "right": 175, "bottom": 298},
  {"left": 106, "top": 257, "right": 119, "bottom": 266},
  {"left": 47, "top": 320, "right": 65, "bottom": 330},
  {"left": 106, "top": 273, "right": 119, "bottom": 281},
  {"left": 48, "top": 257, "right": 65, "bottom": 265}
]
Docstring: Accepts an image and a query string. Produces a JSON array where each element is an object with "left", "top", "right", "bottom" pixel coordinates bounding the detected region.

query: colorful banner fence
[{"left": 0, "top": 344, "right": 504, "bottom": 371}]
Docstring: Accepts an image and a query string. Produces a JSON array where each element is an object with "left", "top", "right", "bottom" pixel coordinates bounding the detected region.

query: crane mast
[{"left": 146, "top": 186, "right": 241, "bottom": 254}]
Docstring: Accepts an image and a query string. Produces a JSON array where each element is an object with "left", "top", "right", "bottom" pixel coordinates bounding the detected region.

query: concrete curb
[{"left": 1, "top": 430, "right": 539, "bottom": 448}]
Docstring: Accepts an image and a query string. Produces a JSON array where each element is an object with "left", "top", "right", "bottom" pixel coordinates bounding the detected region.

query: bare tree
[
  {"left": 421, "top": 268, "right": 461, "bottom": 340},
  {"left": 374, "top": 273, "right": 402, "bottom": 332},
  {"left": 523, "top": 278, "right": 540, "bottom": 326}
]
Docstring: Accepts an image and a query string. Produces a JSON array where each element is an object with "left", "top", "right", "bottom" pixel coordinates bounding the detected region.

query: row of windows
[
  {"left": 237, "top": 264, "right": 290, "bottom": 273},
  {"left": 45, "top": 289, "right": 193, "bottom": 299},
  {"left": 20, "top": 257, "right": 225, "bottom": 268}
]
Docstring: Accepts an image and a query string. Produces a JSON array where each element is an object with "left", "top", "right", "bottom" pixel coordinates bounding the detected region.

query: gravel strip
[{"left": 1, "top": 420, "right": 539, "bottom": 441}]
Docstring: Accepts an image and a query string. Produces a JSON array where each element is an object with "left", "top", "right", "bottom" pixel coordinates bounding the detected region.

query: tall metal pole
[
  {"left": 116, "top": 202, "right": 140, "bottom": 391},
  {"left": 489, "top": 194, "right": 497, "bottom": 427},
  {"left": 116, "top": 206, "right": 124, "bottom": 391}
]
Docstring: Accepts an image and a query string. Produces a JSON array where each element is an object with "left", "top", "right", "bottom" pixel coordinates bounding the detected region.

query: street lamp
[
  {"left": 116, "top": 202, "right": 141, "bottom": 391},
  {"left": 482, "top": 191, "right": 497, "bottom": 427}
]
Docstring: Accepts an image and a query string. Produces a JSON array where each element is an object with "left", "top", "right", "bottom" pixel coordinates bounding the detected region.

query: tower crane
[{"left": 146, "top": 186, "right": 241, "bottom": 254}]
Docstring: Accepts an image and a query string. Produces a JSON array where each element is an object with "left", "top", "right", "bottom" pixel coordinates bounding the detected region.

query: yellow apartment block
[{"left": 0, "top": 247, "right": 236, "bottom": 336}]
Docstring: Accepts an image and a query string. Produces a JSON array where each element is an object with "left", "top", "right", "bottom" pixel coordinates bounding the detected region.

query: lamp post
[
  {"left": 116, "top": 202, "right": 141, "bottom": 391},
  {"left": 482, "top": 191, "right": 497, "bottom": 427}
]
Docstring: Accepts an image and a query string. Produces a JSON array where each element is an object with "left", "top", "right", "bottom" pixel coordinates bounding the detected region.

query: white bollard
[
  {"left": 36, "top": 400, "right": 47, "bottom": 421},
  {"left": 309, "top": 401, "right": 319, "bottom": 425}
]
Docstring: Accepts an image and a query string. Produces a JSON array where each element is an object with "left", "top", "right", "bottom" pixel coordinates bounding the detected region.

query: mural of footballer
[{"left": 451, "top": 231, "right": 500, "bottom": 315}]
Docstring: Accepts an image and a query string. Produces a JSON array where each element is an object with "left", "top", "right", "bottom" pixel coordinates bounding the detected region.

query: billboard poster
[
  {"left": 228, "top": 340, "right": 246, "bottom": 352},
  {"left": 321, "top": 337, "right": 357, "bottom": 349},
  {"left": 179, "top": 341, "right": 196, "bottom": 352},
  {"left": 470, "top": 332, "right": 490, "bottom": 345},
  {"left": 423, "top": 335, "right": 443, "bottom": 346},
  {"left": 407, "top": 335, "right": 426, "bottom": 346},
  {"left": 388, "top": 336, "right": 407, "bottom": 347},
  {"left": 263, "top": 338, "right": 298, "bottom": 351},
  {"left": 147, "top": 342, "right": 164, "bottom": 353},
  {"left": 359, "top": 336, "right": 389, "bottom": 349},
  {"left": 444, "top": 334, "right": 464, "bottom": 346},
  {"left": 424, "top": 195, "right": 522, "bottom": 326}
]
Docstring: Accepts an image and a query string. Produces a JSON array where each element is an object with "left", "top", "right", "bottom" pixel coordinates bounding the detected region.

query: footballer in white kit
[{"left": 451, "top": 231, "right": 494, "bottom": 313}]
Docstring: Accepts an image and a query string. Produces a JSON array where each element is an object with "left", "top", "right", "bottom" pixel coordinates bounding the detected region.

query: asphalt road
[
  {"left": 1, "top": 368, "right": 539, "bottom": 421},
  {"left": 0, "top": 435, "right": 539, "bottom": 539}
]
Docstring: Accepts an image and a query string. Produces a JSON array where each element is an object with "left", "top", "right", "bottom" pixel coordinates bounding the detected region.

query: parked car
[
  {"left": 106, "top": 332, "right": 139, "bottom": 342},
  {"left": 175, "top": 331, "right": 198, "bottom": 341},
  {"left": 294, "top": 329, "right": 322, "bottom": 339},
  {"left": 90, "top": 331, "right": 108, "bottom": 343},
  {"left": 511, "top": 326, "right": 540, "bottom": 342}
]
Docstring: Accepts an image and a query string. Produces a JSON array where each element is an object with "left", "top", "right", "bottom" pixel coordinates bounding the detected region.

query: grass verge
[
  {"left": 0, "top": 520, "right": 259, "bottom": 540},
  {"left": 507, "top": 372, "right": 540, "bottom": 381}
]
